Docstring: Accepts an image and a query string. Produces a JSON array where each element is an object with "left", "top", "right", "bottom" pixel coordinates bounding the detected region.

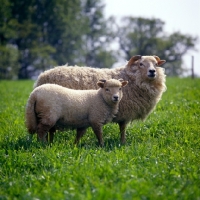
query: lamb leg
[
  {"left": 46, "top": 126, "right": 56, "bottom": 143},
  {"left": 74, "top": 127, "right": 87, "bottom": 144},
  {"left": 118, "top": 121, "right": 127, "bottom": 144},
  {"left": 91, "top": 123, "right": 104, "bottom": 146},
  {"left": 37, "top": 123, "right": 51, "bottom": 142}
]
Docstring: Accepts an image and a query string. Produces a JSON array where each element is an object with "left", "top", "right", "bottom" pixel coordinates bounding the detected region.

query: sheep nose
[
  {"left": 113, "top": 96, "right": 119, "bottom": 101},
  {"left": 149, "top": 69, "right": 156, "bottom": 74},
  {"left": 148, "top": 69, "right": 156, "bottom": 78}
]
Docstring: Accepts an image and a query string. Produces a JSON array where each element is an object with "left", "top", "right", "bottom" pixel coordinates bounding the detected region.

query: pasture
[{"left": 0, "top": 78, "right": 200, "bottom": 199}]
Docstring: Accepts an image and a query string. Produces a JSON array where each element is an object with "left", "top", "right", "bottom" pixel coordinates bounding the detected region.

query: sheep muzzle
[
  {"left": 112, "top": 95, "right": 119, "bottom": 102},
  {"left": 148, "top": 69, "right": 156, "bottom": 78}
]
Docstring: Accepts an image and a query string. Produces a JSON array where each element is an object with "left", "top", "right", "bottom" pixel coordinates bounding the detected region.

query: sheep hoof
[
  {"left": 120, "top": 140, "right": 126, "bottom": 145},
  {"left": 98, "top": 142, "right": 104, "bottom": 148}
]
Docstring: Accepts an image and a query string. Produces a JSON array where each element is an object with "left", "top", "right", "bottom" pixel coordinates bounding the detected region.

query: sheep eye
[
  {"left": 119, "top": 88, "right": 122, "bottom": 90},
  {"left": 140, "top": 63, "right": 144, "bottom": 67},
  {"left": 105, "top": 88, "right": 109, "bottom": 91}
]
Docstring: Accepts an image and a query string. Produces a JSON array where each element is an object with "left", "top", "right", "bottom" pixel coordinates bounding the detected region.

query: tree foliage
[
  {"left": 80, "top": 0, "right": 116, "bottom": 68},
  {"left": 0, "top": 0, "right": 115, "bottom": 79},
  {"left": 0, "top": 1, "right": 198, "bottom": 79},
  {"left": 0, "top": 44, "right": 20, "bottom": 79},
  {"left": 1, "top": 0, "right": 85, "bottom": 79}
]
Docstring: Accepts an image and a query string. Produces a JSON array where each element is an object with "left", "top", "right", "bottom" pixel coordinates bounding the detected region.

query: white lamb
[
  {"left": 34, "top": 55, "right": 167, "bottom": 143},
  {"left": 26, "top": 79, "right": 128, "bottom": 145}
]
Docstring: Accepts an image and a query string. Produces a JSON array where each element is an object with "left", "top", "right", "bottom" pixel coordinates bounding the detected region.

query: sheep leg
[
  {"left": 37, "top": 123, "right": 51, "bottom": 142},
  {"left": 46, "top": 126, "right": 56, "bottom": 143},
  {"left": 91, "top": 124, "right": 104, "bottom": 146},
  {"left": 74, "top": 127, "right": 87, "bottom": 144},
  {"left": 118, "top": 121, "right": 127, "bottom": 144}
]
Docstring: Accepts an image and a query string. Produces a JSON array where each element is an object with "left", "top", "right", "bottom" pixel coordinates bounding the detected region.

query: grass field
[{"left": 0, "top": 78, "right": 200, "bottom": 200}]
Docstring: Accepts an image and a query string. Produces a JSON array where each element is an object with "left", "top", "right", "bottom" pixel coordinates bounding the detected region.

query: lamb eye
[
  {"left": 119, "top": 88, "right": 122, "bottom": 90},
  {"left": 105, "top": 88, "right": 109, "bottom": 91},
  {"left": 140, "top": 63, "right": 143, "bottom": 67}
]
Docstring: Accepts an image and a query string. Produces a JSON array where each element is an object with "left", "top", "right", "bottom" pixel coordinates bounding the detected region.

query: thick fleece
[
  {"left": 34, "top": 55, "right": 166, "bottom": 143},
  {"left": 26, "top": 79, "right": 128, "bottom": 145}
]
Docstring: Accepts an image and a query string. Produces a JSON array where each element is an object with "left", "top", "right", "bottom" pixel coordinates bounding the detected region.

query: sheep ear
[
  {"left": 97, "top": 81, "right": 105, "bottom": 88},
  {"left": 158, "top": 60, "right": 166, "bottom": 66},
  {"left": 153, "top": 55, "right": 166, "bottom": 66},
  {"left": 121, "top": 81, "right": 128, "bottom": 87},
  {"left": 127, "top": 55, "right": 141, "bottom": 67}
]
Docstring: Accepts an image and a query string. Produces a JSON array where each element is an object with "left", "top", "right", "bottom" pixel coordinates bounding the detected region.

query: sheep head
[
  {"left": 127, "top": 55, "right": 166, "bottom": 80},
  {"left": 97, "top": 79, "right": 128, "bottom": 104}
]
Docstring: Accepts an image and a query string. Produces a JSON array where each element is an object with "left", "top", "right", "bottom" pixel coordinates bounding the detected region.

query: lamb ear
[
  {"left": 153, "top": 55, "right": 166, "bottom": 66},
  {"left": 97, "top": 81, "right": 105, "bottom": 88},
  {"left": 118, "top": 79, "right": 128, "bottom": 87},
  {"left": 121, "top": 81, "right": 128, "bottom": 87},
  {"left": 127, "top": 55, "right": 141, "bottom": 67}
]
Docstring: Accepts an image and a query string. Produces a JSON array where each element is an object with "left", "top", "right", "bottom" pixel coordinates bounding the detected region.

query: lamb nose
[{"left": 113, "top": 96, "right": 119, "bottom": 101}]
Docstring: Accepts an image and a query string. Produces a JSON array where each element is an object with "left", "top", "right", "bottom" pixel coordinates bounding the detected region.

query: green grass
[{"left": 0, "top": 78, "right": 200, "bottom": 200}]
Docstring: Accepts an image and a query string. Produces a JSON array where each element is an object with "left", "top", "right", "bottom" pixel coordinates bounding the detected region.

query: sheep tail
[{"left": 25, "top": 93, "right": 37, "bottom": 134}]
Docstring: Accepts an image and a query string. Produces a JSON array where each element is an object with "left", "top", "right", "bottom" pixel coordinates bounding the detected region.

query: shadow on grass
[
  {"left": 0, "top": 133, "right": 131, "bottom": 152},
  {"left": 75, "top": 138, "right": 130, "bottom": 151},
  {"left": 0, "top": 135, "right": 47, "bottom": 152}
]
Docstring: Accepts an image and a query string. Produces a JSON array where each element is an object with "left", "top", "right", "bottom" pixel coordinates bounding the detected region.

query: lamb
[
  {"left": 26, "top": 79, "right": 128, "bottom": 145},
  {"left": 34, "top": 55, "right": 167, "bottom": 143}
]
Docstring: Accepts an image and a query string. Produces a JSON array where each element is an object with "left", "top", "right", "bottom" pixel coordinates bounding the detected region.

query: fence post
[{"left": 191, "top": 56, "right": 194, "bottom": 79}]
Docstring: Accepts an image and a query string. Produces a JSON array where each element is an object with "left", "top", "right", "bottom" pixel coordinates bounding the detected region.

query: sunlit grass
[{"left": 0, "top": 78, "right": 200, "bottom": 199}]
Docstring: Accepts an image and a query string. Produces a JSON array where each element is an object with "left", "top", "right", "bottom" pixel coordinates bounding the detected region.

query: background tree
[
  {"left": 0, "top": 1, "right": 198, "bottom": 79},
  {"left": 14, "top": 0, "right": 86, "bottom": 79},
  {"left": 80, "top": 0, "right": 117, "bottom": 68},
  {"left": 0, "top": 0, "right": 20, "bottom": 79},
  {"left": 0, "top": 0, "right": 86, "bottom": 79},
  {"left": 0, "top": 0, "right": 116, "bottom": 79},
  {"left": 117, "top": 17, "right": 198, "bottom": 76},
  {"left": 0, "top": 44, "right": 20, "bottom": 79}
]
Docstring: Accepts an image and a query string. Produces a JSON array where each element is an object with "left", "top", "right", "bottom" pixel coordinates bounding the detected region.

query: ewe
[
  {"left": 34, "top": 55, "right": 166, "bottom": 143},
  {"left": 26, "top": 79, "right": 128, "bottom": 145}
]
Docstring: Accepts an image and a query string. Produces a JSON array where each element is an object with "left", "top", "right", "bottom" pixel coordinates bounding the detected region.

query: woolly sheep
[
  {"left": 26, "top": 79, "right": 128, "bottom": 145},
  {"left": 34, "top": 55, "right": 166, "bottom": 143}
]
